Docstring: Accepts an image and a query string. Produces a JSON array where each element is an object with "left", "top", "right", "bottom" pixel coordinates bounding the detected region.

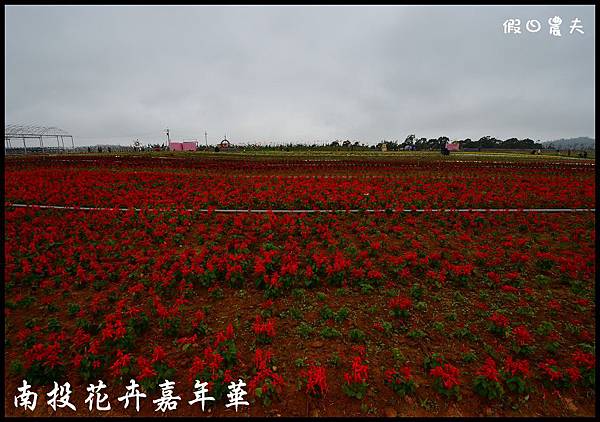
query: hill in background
[{"left": 542, "top": 137, "right": 595, "bottom": 150}]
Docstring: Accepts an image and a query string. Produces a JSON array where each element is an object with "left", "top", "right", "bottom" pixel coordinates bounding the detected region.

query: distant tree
[
  {"left": 502, "top": 137, "right": 519, "bottom": 148},
  {"left": 521, "top": 138, "right": 535, "bottom": 147},
  {"left": 423, "top": 139, "right": 435, "bottom": 149},
  {"left": 477, "top": 136, "right": 501, "bottom": 148},
  {"left": 500, "top": 137, "right": 540, "bottom": 149},
  {"left": 387, "top": 140, "right": 400, "bottom": 151},
  {"left": 458, "top": 138, "right": 472, "bottom": 148},
  {"left": 414, "top": 137, "right": 426, "bottom": 150},
  {"left": 437, "top": 137, "right": 450, "bottom": 150},
  {"left": 478, "top": 135, "right": 491, "bottom": 144}
]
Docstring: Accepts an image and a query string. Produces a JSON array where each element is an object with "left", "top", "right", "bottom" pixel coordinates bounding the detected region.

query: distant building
[
  {"left": 169, "top": 142, "right": 183, "bottom": 151},
  {"left": 169, "top": 140, "right": 198, "bottom": 151},
  {"left": 446, "top": 142, "right": 460, "bottom": 152},
  {"left": 182, "top": 141, "right": 197, "bottom": 151}
]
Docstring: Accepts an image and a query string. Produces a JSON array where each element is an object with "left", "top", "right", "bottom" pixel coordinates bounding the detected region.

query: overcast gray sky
[{"left": 5, "top": 5, "right": 595, "bottom": 146}]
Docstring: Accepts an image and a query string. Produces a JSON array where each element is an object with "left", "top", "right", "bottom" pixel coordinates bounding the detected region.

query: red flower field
[{"left": 4, "top": 153, "right": 595, "bottom": 416}]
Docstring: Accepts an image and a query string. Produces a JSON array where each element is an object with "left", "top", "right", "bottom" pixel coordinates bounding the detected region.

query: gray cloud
[{"left": 5, "top": 5, "right": 595, "bottom": 145}]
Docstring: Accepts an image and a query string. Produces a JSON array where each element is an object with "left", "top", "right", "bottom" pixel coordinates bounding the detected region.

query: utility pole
[{"left": 205, "top": 131, "right": 208, "bottom": 147}]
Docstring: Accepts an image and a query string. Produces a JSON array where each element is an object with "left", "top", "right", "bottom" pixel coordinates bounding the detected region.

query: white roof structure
[
  {"left": 5, "top": 124, "right": 74, "bottom": 153},
  {"left": 5, "top": 124, "right": 72, "bottom": 137}
]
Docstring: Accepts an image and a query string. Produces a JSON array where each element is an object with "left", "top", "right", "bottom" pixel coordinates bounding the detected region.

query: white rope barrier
[{"left": 5, "top": 203, "right": 596, "bottom": 213}]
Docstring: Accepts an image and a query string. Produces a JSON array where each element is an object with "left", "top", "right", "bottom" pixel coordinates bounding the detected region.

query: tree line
[
  {"left": 246, "top": 135, "right": 546, "bottom": 151},
  {"left": 134, "top": 135, "right": 548, "bottom": 151},
  {"left": 381, "top": 135, "right": 544, "bottom": 151}
]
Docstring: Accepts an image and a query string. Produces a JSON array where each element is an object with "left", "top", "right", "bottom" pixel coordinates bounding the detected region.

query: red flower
[
  {"left": 189, "top": 356, "right": 205, "bottom": 382},
  {"left": 500, "top": 285, "right": 519, "bottom": 293},
  {"left": 475, "top": 357, "right": 500, "bottom": 382},
  {"left": 303, "top": 365, "right": 327, "bottom": 396},
  {"left": 109, "top": 349, "right": 132, "bottom": 378},
  {"left": 248, "top": 368, "right": 285, "bottom": 397},
  {"left": 489, "top": 312, "right": 510, "bottom": 328},
  {"left": 137, "top": 356, "right": 157, "bottom": 380},
  {"left": 512, "top": 325, "right": 533, "bottom": 346},
  {"left": 252, "top": 315, "right": 276, "bottom": 338},
  {"left": 538, "top": 359, "right": 562, "bottom": 381},
  {"left": 572, "top": 349, "right": 595, "bottom": 370},
  {"left": 565, "top": 367, "right": 581, "bottom": 383},
  {"left": 266, "top": 273, "right": 281, "bottom": 288},
  {"left": 191, "top": 310, "right": 206, "bottom": 329},
  {"left": 474, "top": 301, "right": 489, "bottom": 311},
  {"left": 343, "top": 356, "right": 369, "bottom": 384},
  {"left": 578, "top": 329, "right": 593, "bottom": 342},
  {"left": 388, "top": 296, "right": 412, "bottom": 310},
  {"left": 504, "top": 356, "right": 530, "bottom": 378},
  {"left": 547, "top": 299, "right": 561, "bottom": 311},
  {"left": 385, "top": 366, "right": 412, "bottom": 384},
  {"left": 351, "top": 345, "right": 366, "bottom": 357},
  {"left": 207, "top": 351, "right": 224, "bottom": 376},
  {"left": 72, "top": 353, "right": 83, "bottom": 369},
  {"left": 225, "top": 323, "right": 234, "bottom": 339},
  {"left": 487, "top": 271, "right": 501, "bottom": 284},
  {"left": 253, "top": 348, "right": 273, "bottom": 371},
  {"left": 151, "top": 345, "right": 167, "bottom": 363},
  {"left": 430, "top": 364, "right": 460, "bottom": 389},
  {"left": 24, "top": 342, "right": 63, "bottom": 369},
  {"left": 261, "top": 299, "right": 274, "bottom": 309},
  {"left": 177, "top": 333, "right": 198, "bottom": 345}
]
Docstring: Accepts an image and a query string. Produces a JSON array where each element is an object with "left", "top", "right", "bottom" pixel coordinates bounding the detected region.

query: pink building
[
  {"left": 446, "top": 142, "right": 460, "bottom": 151},
  {"left": 169, "top": 140, "right": 197, "bottom": 151},
  {"left": 169, "top": 142, "right": 183, "bottom": 151},
  {"left": 182, "top": 141, "right": 197, "bottom": 151}
]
